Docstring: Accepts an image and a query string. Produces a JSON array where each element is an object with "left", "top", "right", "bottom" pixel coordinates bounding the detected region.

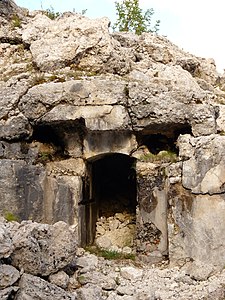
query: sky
[{"left": 15, "top": 0, "right": 225, "bottom": 73}]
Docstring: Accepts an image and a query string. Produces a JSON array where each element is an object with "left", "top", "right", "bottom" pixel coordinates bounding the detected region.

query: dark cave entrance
[{"left": 80, "top": 153, "right": 137, "bottom": 247}]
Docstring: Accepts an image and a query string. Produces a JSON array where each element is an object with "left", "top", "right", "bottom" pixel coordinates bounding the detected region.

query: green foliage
[
  {"left": 140, "top": 150, "right": 177, "bottom": 163},
  {"left": 12, "top": 14, "right": 22, "bottom": 28},
  {"left": 85, "top": 246, "right": 135, "bottom": 260},
  {"left": 81, "top": 9, "right": 87, "bottom": 15},
  {"left": 4, "top": 211, "right": 19, "bottom": 222},
  {"left": 36, "top": 152, "right": 52, "bottom": 164},
  {"left": 113, "top": 0, "right": 160, "bottom": 35},
  {"left": 45, "top": 6, "right": 61, "bottom": 20}
]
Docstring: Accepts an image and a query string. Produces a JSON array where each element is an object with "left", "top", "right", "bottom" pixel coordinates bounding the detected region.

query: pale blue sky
[{"left": 15, "top": 0, "right": 225, "bottom": 73}]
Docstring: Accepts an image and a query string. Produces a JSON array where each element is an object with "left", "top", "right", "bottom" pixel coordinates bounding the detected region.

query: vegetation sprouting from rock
[{"left": 113, "top": 0, "right": 160, "bottom": 34}]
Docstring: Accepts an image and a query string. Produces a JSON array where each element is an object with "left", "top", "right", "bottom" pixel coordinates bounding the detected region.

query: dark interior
[
  {"left": 91, "top": 153, "right": 137, "bottom": 217},
  {"left": 137, "top": 124, "right": 192, "bottom": 154},
  {"left": 81, "top": 153, "right": 137, "bottom": 246}
]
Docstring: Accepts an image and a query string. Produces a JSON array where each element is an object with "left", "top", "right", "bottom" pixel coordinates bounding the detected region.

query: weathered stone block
[
  {"left": 179, "top": 134, "right": 225, "bottom": 194},
  {"left": 16, "top": 273, "right": 75, "bottom": 300},
  {"left": 0, "top": 160, "right": 46, "bottom": 222},
  {"left": 11, "top": 221, "right": 77, "bottom": 276},
  {"left": 168, "top": 184, "right": 225, "bottom": 270},
  {"left": 0, "top": 265, "right": 20, "bottom": 289}
]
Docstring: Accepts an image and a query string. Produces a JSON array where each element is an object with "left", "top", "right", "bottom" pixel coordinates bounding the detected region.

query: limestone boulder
[
  {"left": 178, "top": 134, "right": 225, "bottom": 194},
  {"left": 184, "top": 260, "right": 215, "bottom": 281},
  {"left": 0, "top": 80, "right": 29, "bottom": 121},
  {"left": 127, "top": 80, "right": 216, "bottom": 136},
  {"left": 18, "top": 78, "right": 128, "bottom": 123},
  {"left": 0, "top": 264, "right": 20, "bottom": 289},
  {"left": 0, "top": 0, "right": 26, "bottom": 20},
  {"left": 168, "top": 184, "right": 225, "bottom": 270},
  {"left": 76, "top": 254, "right": 98, "bottom": 273},
  {"left": 0, "top": 220, "right": 13, "bottom": 258},
  {"left": 0, "top": 160, "right": 46, "bottom": 222},
  {"left": 0, "top": 113, "right": 32, "bottom": 140},
  {"left": 22, "top": 13, "right": 112, "bottom": 72},
  {"left": 0, "top": 287, "right": 19, "bottom": 300},
  {"left": 113, "top": 31, "right": 219, "bottom": 85},
  {"left": 49, "top": 271, "right": 70, "bottom": 289},
  {"left": 42, "top": 104, "right": 130, "bottom": 131},
  {"left": 120, "top": 266, "right": 143, "bottom": 281},
  {"left": 76, "top": 285, "right": 102, "bottom": 300},
  {"left": 11, "top": 221, "right": 77, "bottom": 276},
  {"left": 0, "top": 43, "right": 33, "bottom": 82},
  {"left": 16, "top": 273, "right": 76, "bottom": 300}
]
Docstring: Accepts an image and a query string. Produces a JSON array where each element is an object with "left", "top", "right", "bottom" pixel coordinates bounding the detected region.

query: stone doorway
[{"left": 80, "top": 153, "right": 137, "bottom": 252}]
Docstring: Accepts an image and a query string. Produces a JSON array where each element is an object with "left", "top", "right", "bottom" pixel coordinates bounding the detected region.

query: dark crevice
[
  {"left": 136, "top": 124, "right": 192, "bottom": 154},
  {"left": 29, "top": 119, "right": 86, "bottom": 163}
]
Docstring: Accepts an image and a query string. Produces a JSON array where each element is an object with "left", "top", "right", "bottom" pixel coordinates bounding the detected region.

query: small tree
[{"left": 113, "top": 0, "right": 160, "bottom": 35}]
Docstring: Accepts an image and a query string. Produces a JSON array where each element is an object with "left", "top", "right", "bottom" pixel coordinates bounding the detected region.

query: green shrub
[
  {"left": 4, "top": 211, "right": 19, "bottom": 222},
  {"left": 113, "top": 0, "right": 160, "bottom": 35},
  {"left": 12, "top": 14, "right": 22, "bottom": 28},
  {"left": 45, "top": 6, "right": 60, "bottom": 20}
]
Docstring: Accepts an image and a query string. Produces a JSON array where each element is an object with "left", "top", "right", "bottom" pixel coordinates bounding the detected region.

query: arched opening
[{"left": 80, "top": 153, "right": 137, "bottom": 251}]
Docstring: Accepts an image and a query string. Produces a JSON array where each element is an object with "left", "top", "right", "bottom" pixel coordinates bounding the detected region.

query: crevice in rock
[
  {"left": 28, "top": 119, "right": 86, "bottom": 164},
  {"left": 136, "top": 124, "right": 192, "bottom": 154}
]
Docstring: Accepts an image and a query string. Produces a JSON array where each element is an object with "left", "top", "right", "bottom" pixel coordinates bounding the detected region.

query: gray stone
[
  {"left": 22, "top": 13, "right": 111, "bottom": 72},
  {"left": 0, "top": 264, "right": 20, "bottom": 288},
  {"left": 0, "top": 0, "right": 26, "bottom": 20},
  {"left": 168, "top": 186, "right": 225, "bottom": 269},
  {"left": 0, "top": 159, "right": 46, "bottom": 222},
  {"left": 76, "top": 254, "right": 98, "bottom": 273},
  {"left": 185, "top": 261, "right": 215, "bottom": 281},
  {"left": 127, "top": 80, "right": 216, "bottom": 136},
  {"left": 0, "top": 222, "right": 13, "bottom": 258},
  {"left": 11, "top": 221, "right": 77, "bottom": 276},
  {"left": 76, "top": 284, "right": 103, "bottom": 300},
  {"left": 0, "top": 286, "right": 19, "bottom": 300},
  {"left": 179, "top": 134, "right": 225, "bottom": 194},
  {"left": 40, "top": 104, "right": 130, "bottom": 131},
  {"left": 16, "top": 273, "right": 75, "bottom": 300},
  {"left": 120, "top": 267, "right": 143, "bottom": 281},
  {"left": 77, "top": 271, "right": 116, "bottom": 291},
  {"left": 49, "top": 271, "right": 70, "bottom": 289},
  {"left": 0, "top": 113, "right": 32, "bottom": 141},
  {"left": 117, "top": 285, "right": 134, "bottom": 296},
  {"left": 43, "top": 175, "right": 82, "bottom": 227},
  {"left": 0, "top": 81, "right": 30, "bottom": 121}
]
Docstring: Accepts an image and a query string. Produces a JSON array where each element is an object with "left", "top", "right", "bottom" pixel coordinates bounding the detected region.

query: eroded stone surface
[
  {"left": 178, "top": 134, "right": 225, "bottom": 194},
  {"left": 0, "top": 264, "right": 20, "bottom": 289},
  {"left": 16, "top": 273, "right": 76, "bottom": 300},
  {"left": 11, "top": 221, "right": 77, "bottom": 276}
]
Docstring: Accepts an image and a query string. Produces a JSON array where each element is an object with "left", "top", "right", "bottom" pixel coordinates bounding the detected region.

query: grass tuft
[{"left": 85, "top": 246, "right": 135, "bottom": 261}]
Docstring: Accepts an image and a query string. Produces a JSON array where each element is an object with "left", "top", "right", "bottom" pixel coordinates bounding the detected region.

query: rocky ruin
[{"left": 0, "top": 0, "right": 225, "bottom": 299}]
